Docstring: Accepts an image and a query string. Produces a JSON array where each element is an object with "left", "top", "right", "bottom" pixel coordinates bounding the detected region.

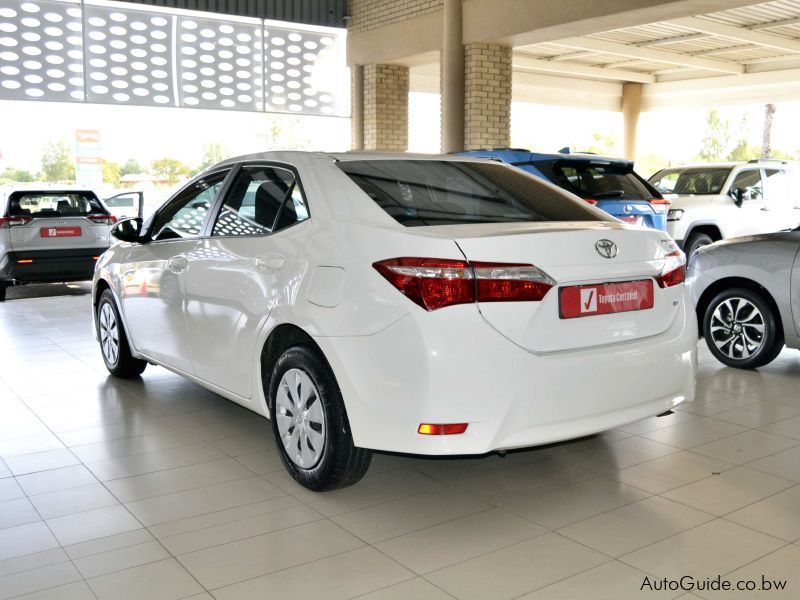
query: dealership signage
[{"left": 75, "top": 129, "right": 103, "bottom": 188}]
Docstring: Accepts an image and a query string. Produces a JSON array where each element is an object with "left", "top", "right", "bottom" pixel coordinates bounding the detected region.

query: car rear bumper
[
  {"left": 0, "top": 248, "right": 106, "bottom": 283},
  {"left": 317, "top": 293, "right": 697, "bottom": 455}
]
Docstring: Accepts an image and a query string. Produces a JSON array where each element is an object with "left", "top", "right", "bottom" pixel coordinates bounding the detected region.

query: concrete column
[
  {"left": 363, "top": 64, "right": 409, "bottom": 151},
  {"left": 351, "top": 64, "right": 364, "bottom": 150},
  {"left": 622, "top": 82, "right": 643, "bottom": 161},
  {"left": 463, "top": 43, "right": 511, "bottom": 150},
  {"left": 441, "top": 0, "right": 464, "bottom": 153}
]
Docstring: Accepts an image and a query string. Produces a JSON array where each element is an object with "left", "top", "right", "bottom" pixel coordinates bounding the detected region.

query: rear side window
[
  {"left": 8, "top": 191, "right": 108, "bottom": 217},
  {"left": 534, "top": 161, "right": 655, "bottom": 201},
  {"left": 337, "top": 160, "right": 605, "bottom": 227},
  {"left": 649, "top": 168, "right": 731, "bottom": 195}
]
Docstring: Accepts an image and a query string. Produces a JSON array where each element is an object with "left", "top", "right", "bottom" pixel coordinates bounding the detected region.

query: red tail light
[
  {"left": 0, "top": 216, "right": 32, "bottom": 228},
  {"left": 648, "top": 198, "right": 671, "bottom": 214},
  {"left": 656, "top": 250, "right": 686, "bottom": 288},
  {"left": 418, "top": 423, "right": 468, "bottom": 435},
  {"left": 373, "top": 258, "right": 555, "bottom": 311},
  {"left": 88, "top": 215, "right": 117, "bottom": 224},
  {"left": 583, "top": 198, "right": 598, "bottom": 205}
]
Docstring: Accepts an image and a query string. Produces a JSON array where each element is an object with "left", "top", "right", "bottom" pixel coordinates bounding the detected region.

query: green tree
[
  {"left": 150, "top": 158, "right": 190, "bottom": 185},
  {"left": 200, "top": 141, "right": 226, "bottom": 170},
  {"left": 41, "top": 139, "right": 76, "bottom": 182},
  {"left": 727, "top": 140, "right": 760, "bottom": 162},
  {"left": 102, "top": 160, "right": 122, "bottom": 186},
  {"left": 121, "top": 158, "right": 143, "bottom": 176},
  {"left": 697, "top": 109, "right": 733, "bottom": 162},
  {"left": 583, "top": 132, "right": 620, "bottom": 157},
  {"left": 0, "top": 167, "right": 35, "bottom": 182}
]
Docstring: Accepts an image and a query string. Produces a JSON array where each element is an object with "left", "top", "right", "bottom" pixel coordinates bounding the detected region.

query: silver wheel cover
[
  {"left": 275, "top": 368, "right": 326, "bottom": 469},
  {"left": 99, "top": 303, "right": 120, "bottom": 366},
  {"left": 709, "top": 297, "right": 765, "bottom": 360}
]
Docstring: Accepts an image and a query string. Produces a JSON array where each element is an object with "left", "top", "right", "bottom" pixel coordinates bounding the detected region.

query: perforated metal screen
[{"left": 0, "top": 0, "right": 347, "bottom": 115}]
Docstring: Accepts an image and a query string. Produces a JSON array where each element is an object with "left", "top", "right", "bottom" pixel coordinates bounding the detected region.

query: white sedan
[{"left": 93, "top": 152, "right": 697, "bottom": 491}]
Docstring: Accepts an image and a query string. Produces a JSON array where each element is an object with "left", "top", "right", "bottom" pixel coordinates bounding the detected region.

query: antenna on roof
[{"left": 558, "top": 147, "right": 570, "bottom": 154}]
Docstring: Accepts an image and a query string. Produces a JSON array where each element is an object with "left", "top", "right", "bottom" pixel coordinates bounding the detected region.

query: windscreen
[
  {"left": 337, "top": 160, "right": 607, "bottom": 227},
  {"left": 649, "top": 168, "right": 732, "bottom": 195},
  {"left": 534, "top": 160, "right": 656, "bottom": 201},
  {"left": 8, "top": 191, "right": 108, "bottom": 217}
]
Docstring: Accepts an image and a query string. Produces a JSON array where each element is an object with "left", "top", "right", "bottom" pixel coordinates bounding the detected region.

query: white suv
[
  {"left": 649, "top": 159, "right": 799, "bottom": 257},
  {"left": 0, "top": 184, "right": 116, "bottom": 300}
]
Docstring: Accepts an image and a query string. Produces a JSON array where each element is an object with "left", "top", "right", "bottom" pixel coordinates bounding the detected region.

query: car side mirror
[
  {"left": 111, "top": 217, "right": 143, "bottom": 242},
  {"left": 733, "top": 187, "right": 745, "bottom": 207}
]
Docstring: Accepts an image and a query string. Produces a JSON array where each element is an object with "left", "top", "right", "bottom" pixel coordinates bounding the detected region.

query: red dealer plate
[
  {"left": 559, "top": 279, "right": 654, "bottom": 319},
  {"left": 41, "top": 227, "right": 82, "bottom": 238}
]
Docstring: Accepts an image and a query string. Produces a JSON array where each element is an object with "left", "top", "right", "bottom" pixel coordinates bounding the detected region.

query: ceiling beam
[
  {"left": 672, "top": 16, "right": 800, "bottom": 54},
  {"left": 550, "top": 36, "right": 744, "bottom": 73},
  {"left": 549, "top": 51, "right": 596, "bottom": 61},
  {"left": 749, "top": 17, "right": 800, "bottom": 31},
  {"left": 635, "top": 32, "right": 708, "bottom": 47},
  {"left": 514, "top": 54, "right": 655, "bottom": 83}
]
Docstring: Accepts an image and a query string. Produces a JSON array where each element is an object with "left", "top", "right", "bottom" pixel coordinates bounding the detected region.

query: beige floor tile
[
  {"left": 0, "top": 497, "right": 39, "bottom": 529},
  {"left": 499, "top": 476, "right": 650, "bottom": 530},
  {"left": 745, "top": 445, "right": 800, "bottom": 482},
  {"left": 0, "top": 562, "right": 81, "bottom": 600},
  {"left": 356, "top": 577, "right": 454, "bottom": 600},
  {"left": 758, "top": 417, "right": 800, "bottom": 441},
  {"left": 160, "top": 504, "right": 322, "bottom": 555},
  {"left": 620, "top": 520, "right": 784, "bottom": 580},
  {"left": 614, "top": 451, "right": 734, "bottom": 494},
  {"left": 85, "top": 442, "right": 227, "bottom": 481},
  {"left": 617, "top": 412, "right": 699, "bottom": 435},
  {"left": 64, "top": 528, "right": 155, "bottom": 560},
  {"left": 0, "top": 549, "right": 68, "bottom": 579},
  {"left": 520, "top": 560, "right": 680, "bottom": 599},
  {"left": 46, "top": 505, "right": 142, "bottom": 546},
  {"left": 662, "top": 467, "right": 794, "bottom": 516},
  {"left": 177, "top": 519, "right": 363, "bottom": 589},
  {"left": 74, "top": 540, "right": 171, "bottom": 578},
  {"left": 376, "top": 508, "right": 547, "bottom": 574},
  {"left": 15, "top": 465, "right": 98, "bottom": 496},
  {"left": 558, "top": 496, "right": 714, "bottom": 557},
  {"left": 714, "top": 403, "right": 800, "bottom": 428},
  {"left": 124, "top": 476, "right": 285, "bottom": 526},
  {"left": 207, "top": 432, "right": 272, "bottom": 457},
  {"left": 3, "top": 449, "right": 79, "bottom": 476},
  {"left": 331, "top": 488, "right": 493, "bottom": 544},
  {"left": 104, "top": 457, "right": 254, "bottom": 503},
  {"left": 691, "top": 430, "right": 799, "bottom": 465},
  {"left": 29, "top": 483, "right": 118, "bottom": 519},
  {"left": 427, "top": 533, "right": 608, "bottom": 600},
  {"left": 0, "top": 435, "right": 64, "bottom": 459},
  {"left": 87, "top": 558, "right": 203, "bottom": 600},
  {"left": 12, "top": 581, "right": 96, "bottom": 600},
  {"left": 642, "top": 417, "right": 748, "bottom": 449},
  {"left": 571, "top": 436, "right": 680, "bottom": 473},
  {"left": 0, "top": 461, "right": 9, "bottom": 479},
  {"left": 0, "top": 522, "right": 60, "bottom": 562},
  {"left": 213, "top": 546, "right": 412, "bottom": 600},
  {"left": 725, "top": 485, "right": 800, "bottom": 541},
  {"left": 231, "top": 450, "right": 283, "bottom": 474},
  {"left": 693, "top": 544, "right": 800, "bottom": 599}
]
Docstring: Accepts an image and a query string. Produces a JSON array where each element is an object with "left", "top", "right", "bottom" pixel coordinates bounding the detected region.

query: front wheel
[
  {"left": 268, "top": 345, "right": 372, "bottom": 491},
  {"left": 684, "top": 232, "right": 713, "bottom": 260},
  {"left": 703, "top": 287, "right": 783, "bottom": 369},
  {"left": 97, "top": 289, "right": 147, "bottom": 377},
  {"left": 0, "top": 283, "right": 7, "bottom": 302}
]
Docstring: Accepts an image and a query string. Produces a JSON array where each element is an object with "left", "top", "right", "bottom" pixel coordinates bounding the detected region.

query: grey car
[{"left": 688, "top": 231, "right": 800, "bottom": 369}]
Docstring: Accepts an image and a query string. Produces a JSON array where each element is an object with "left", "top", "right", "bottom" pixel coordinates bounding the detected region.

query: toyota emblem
[{"left": 595, "top": 239, "right": 618, "bottom": 258}]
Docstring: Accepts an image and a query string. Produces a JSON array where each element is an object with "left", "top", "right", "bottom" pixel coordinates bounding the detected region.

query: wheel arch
[
  {"left": 685, "top": 223, "right": 723, "bottom": 245},
  {"left": 696, "top": 276, "right": 783, "bottom": 341}
]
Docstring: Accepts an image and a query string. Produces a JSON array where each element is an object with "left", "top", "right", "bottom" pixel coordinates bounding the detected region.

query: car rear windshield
[
  {"left": 336, "top": 160, "right": 606, "bottom": 227},
  {"left": 649, "top": 168, "right": 732, "bottom": 195},
  {"left": 8, "top": 191, "right": 108, "bottom": 217},
  {"left": 533, "top": 160, "right": 656, "bottom": 201}
]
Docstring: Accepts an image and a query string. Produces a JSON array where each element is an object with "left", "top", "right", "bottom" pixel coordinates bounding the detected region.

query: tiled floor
[{"left": 1, "top": 286, "right": 800, "bottom": 599}]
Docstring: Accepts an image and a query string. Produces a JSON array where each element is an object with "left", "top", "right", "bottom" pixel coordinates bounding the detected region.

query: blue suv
[{"left": 457, "top": 148, "right": 668, "bottom": 231}]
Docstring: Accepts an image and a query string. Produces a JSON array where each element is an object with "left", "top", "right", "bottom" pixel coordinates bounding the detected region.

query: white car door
[
  {"left": 184, "top": 164, "right": 312, "bottom": 398},
  {"left": 727, "top": 168, "right": 777, "bottom": 236},
  {"left": 119, "top": 171, "right": 229, "bottom": 373},
  {"left": 763, "top": 167, "right": 797, "bottom": 230}
]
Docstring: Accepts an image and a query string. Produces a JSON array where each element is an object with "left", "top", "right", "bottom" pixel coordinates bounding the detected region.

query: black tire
[
  {"left": 684, "top": 232, "right": 714, "bottom": 260},
  {"left": 703, "top": 287, "right": 783, "bottom": 369},
  {"left": 268, "top": 345, "right": 371, "bottom": 491},
  {"left": 0, "top": 283, "right": 7, "bottom": 302},
  {"left": 97, "top": 289, "right": 147, "bottom": 378}
]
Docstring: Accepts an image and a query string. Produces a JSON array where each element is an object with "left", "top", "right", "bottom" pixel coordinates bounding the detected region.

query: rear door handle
[
  {"left": 254, "top": 255, "right": 285, "bottom": 271},
  {"left": 167, "top": 255, "right": 188, "bottom": 274}
]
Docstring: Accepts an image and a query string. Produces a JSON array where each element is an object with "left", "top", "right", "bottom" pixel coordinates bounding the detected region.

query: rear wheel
[
  {"left": 703, "top": 287, "right": 783, "bottom": 369},
  {"left": 97, "top": 289, "right": 147, "bottom": 377},
  {"left": 268, "top": 345, "right": 371, "bottom": 491},
  {"left": 0, "top": 283, "right": 7, "bottom": 302},
  {"left": 684, "top": 232, "right": 713, "bottom": 259}
]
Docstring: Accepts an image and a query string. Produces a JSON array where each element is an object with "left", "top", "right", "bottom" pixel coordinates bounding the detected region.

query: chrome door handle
[
  {"left": 167, "top": 255, "right": 188, "bottom": 273},
  {"left": 254, "top": 256, "right": 285, "bottom": 271}
]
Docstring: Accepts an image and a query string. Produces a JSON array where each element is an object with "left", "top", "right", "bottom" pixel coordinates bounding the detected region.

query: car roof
[{"left": 457, "top": 148, "right": 633, "bottom": 165}]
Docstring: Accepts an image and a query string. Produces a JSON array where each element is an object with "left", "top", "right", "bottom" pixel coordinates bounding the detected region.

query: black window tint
[
  {"left": 337, "top": 160, "right": 605, "bottom": 227},
  {"left": 731, "top": 169, "right": 763, "bottom": 201},
  {"left": 212, "top": 165, "right": 307, "bottom": 237},
  {"left": 8, "top": 191, "right": 107, "bottom": 217},
  {"left": 650, "top": 168, "right": 731, "bottom": 195},
  {"left": 534, "top": 161, "right": 654, "bottom": 201},
  {"left": 150, "top": 171, "right": 228, "bottom": 241}
]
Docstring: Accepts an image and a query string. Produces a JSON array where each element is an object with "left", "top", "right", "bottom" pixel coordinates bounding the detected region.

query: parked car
[
  {"left": 0, "top": 184, "right": 116, "bottom": 301},
  {"left": 688, "top": 230, "right": 800, "bottom": 369},
  {"left": 649, "top": 159, "right": 799, "bottom": 258},
  {"left": 104, "top": 190, "right": 144, "bottom": 221},
  {"left": 456, "top": 148, "right": 668, "bottom": 230},
  {"left": 93, "top": 152, "right": 697, "bottom": 490}
]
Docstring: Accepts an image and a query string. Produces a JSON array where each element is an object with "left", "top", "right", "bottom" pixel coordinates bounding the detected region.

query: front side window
[
  {"left": 730, "top": 169, "right": 763, "bottom": 201},
  {"left": 337, "top": 160, "right": 605, "bottom": 227},
  {"left": 8, "top": 191, "right": 108, "bottom": 217},
  {"left": 211, "top": 165, "right": 308, "bottom": 237},
  {"left": 649, "top": 168, "right": 731, "bottom": 195},
  {"left": 149, "top": 171, "right": 228, "bottom": 241}
]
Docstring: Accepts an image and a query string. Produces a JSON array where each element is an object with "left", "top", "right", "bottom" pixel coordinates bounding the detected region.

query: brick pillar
[
  {"left": 463, "top": 43, "right": 511, "bottom": 150},
  {"left": 363, "top": 64, "right": 409, "bottom": 151}
]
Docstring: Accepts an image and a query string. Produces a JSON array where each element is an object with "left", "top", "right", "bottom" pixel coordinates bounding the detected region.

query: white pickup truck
[{"left": 649, "top": 159, "right": 800, "bottom": 257}]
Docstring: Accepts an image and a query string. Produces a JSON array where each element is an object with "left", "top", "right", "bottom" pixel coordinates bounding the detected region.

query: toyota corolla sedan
[
  {"left": 688, "top": 231, "right": 800, "bottom": 369},
  {"left": 93, "top": 152, "right": 697, "bottom": 491}
]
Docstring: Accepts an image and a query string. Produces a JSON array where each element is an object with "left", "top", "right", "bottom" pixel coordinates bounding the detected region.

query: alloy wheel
[
  {"left": 709, "top": 297, "right": 765, "bottom": 360},
  {"left": 275, "top": 368, "right": 326, "bottom": 469},
  {"left": 99, "top": 303, "right": 120, "bottom": 366}
]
